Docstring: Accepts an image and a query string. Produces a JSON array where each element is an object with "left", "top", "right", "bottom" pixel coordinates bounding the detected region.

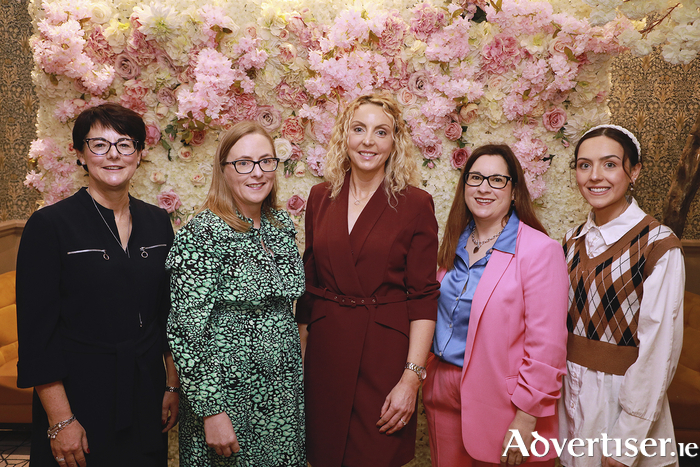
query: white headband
[{"left": 583, "top": 124, "right": 642, "bottom": 161}]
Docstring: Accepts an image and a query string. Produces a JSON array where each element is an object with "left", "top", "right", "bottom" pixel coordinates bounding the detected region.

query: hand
[
  {"left": 161, "top": 391, "right": 179, "bottom": 432},
  {"left": 602, "top": 456, "right": 627, "bottom": 467},
  {"left": 203, "top": 412, "right": 240, "bottom": 457},
  {"left": 501, "top": 409, "right": 537, "bottom": 466},
  {"left": 50, "top": 419, "right": 89, "bottom": 467},
  {"left": 376, "top": 370, "right": 420, "bottom": 435}
]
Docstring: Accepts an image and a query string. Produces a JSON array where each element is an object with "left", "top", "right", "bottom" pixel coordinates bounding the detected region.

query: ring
[
  {"left": 55, "top": 458, "right": 65, "bottom": 462},
  {"left": 400, "top": 418, "right": 406, "bottom": 425}
]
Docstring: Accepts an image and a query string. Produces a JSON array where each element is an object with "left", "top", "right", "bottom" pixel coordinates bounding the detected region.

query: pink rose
[
  {"left": 423, "top": 143, "right": 442, "bottom": 160},
  {"left": 150, "top": 171, "right": 166, "bottom": 184},
  {"left": 450, "top": 147, "right": 471, "bottom": 170},
  {"left": 190, "top": 130, "right": 207, "bottom": 147},
  {"left": 281, "top": 117, "right": 305, "bottom": 144},
  {"left": 444, "top": 122, "right": 462, "bottom": 141},
  {"left": 294, "top": 161, "right": 306, "bottom": 177},
  {"left": 157, "top": 189, "right": 182, "bottom": 213},
  {"left": 459, "top": 103, "right": 479, "bottom": 125},
  {"left": 256, "top": 106, "right": 282, "bottom": 132},
  {"left": 397, "top": 88, "right": 417, "bottom": 106},
  {"left": 407, "top": 71, "right": 430, "bottom": 97},
  {"left": 542, "top": 107, "right": 567, "bottom": 132},
  {"left": 191, "top": 173, "right": 206, "bottom": 186},
  {"left": 178, "top": 146, "right": 195, "bottom": 162},
  {"left": 290, "top": 144, "right": 303, "bottom": 161},
  {"left": 145, "top": 124, "right": 161, "bottom": 146},
  {"left": 157, "top": 87, "right": 176, "bottom": 106},
  {"left": 286, "top": 195, "right": 307, "bottom": 216},
  {"left": 114, "top": 53, "right": 140, "bottom": 80}
]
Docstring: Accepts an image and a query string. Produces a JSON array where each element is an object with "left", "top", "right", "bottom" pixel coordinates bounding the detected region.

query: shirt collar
[
  {"left": 573, "top": 197, "right": 646, "bottom": 245},
  {"left": 457, "top": 211, "right": 519, "bottom": 259}
]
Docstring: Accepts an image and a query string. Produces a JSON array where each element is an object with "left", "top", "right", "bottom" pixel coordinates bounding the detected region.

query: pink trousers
[{"left": 423, "top": 354, "right": 555, "bottom": 467}]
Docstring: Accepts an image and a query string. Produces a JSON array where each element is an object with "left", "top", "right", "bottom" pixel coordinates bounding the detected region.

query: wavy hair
[
  {"left": 199, "top": 121, "right": 279, "bottom": 232},
  {"left": 324, "top": 93, "right": 419, "bottom": 201},
  {"left": 437, "top": 144, "right": 547, "bottom": 270}
]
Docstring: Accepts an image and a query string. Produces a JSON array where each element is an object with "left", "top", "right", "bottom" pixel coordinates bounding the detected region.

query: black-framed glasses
[
  {"left": 464, "top": 172, "right": 512, "bottom": 189},
  {"left": 84, "top": 138, "right": 139, "bottom": 156},
  {"left": 222, "top": 158, "right": 280, "bottom": 174}
]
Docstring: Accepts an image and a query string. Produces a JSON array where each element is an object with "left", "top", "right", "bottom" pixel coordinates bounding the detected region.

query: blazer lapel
[
  {"left": 326, "top": 178, "right": 365, "bottom": 296},
  {"left": 461, "top": 249, "right": 514, "bottom": 375},
  {"left": 348, "top": 185, "right": 389, "bottom": 262}
]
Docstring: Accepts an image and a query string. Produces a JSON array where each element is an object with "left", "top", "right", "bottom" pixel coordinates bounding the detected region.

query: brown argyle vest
[{"left": 563, "top": 215, "right": 681, "bottom": 375}]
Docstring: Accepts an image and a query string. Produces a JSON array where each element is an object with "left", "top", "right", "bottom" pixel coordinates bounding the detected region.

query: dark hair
[
  {"left": 573, "top": 127, "right": 641, "bottom": 171},
  {"left": 72, "top": 103, "right": 146, "bottom": 153},
  {"left": 437, "top": 144, "right": 547, "bottom": 270}
]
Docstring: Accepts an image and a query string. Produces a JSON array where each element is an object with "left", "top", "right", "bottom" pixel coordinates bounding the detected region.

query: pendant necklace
[
  {"left": 88, "top": 189, "right": 131, "bottom": 257},
  {"left": 350, "top": 180, "right": 378, "bottom": 206},
  {"left": 471, "top": 226, "right": 504, "bottom": 254}
]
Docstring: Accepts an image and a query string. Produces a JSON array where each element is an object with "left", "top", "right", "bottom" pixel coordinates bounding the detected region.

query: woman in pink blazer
[{"left": 423, "top": 144, "right": 568, "bottom": 467}]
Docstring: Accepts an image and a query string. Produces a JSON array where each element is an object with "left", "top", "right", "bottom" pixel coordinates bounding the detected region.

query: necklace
[
  {"left": 88, "top": 189, "right": 131, "bottom": 256},
  {"left": 349, "top": 180, "right": 378, "bottom": 206},
  {"left": 470, "top": 226, "right": 504, "bottom": 254}
]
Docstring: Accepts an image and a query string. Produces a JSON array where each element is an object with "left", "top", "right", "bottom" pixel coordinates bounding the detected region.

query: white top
[{"left": 559, "top": 199, "right": 685, "bottom": 467}]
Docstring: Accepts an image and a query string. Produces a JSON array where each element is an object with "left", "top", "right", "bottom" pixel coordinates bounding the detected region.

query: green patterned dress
[{"left": 166, "top": 209, "right": 305, "bottom": 467}]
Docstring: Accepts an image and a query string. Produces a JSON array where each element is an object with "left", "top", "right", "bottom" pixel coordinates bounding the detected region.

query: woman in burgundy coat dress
[{"left": 296, "top": 93, "right": 440, "bottom": 467}]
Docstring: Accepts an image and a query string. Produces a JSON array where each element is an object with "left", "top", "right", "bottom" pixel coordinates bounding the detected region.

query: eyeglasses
[
  {"left": 464, "top": 172, "right": 512, "bottom": 189},
  {"left": 84, "top": 138, "right": 139, "bottom": 156},
  {"left": 222, "top": 158, "right": 280, "bottom": 174}
]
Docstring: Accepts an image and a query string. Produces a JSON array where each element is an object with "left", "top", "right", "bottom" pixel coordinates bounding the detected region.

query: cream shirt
[{"left": 559, "top": 199, "right": 685, "bottom": 467}]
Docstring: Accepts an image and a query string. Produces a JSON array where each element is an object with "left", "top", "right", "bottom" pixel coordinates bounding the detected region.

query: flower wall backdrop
[{"left": 25, "top": 0, "right": 637, "bottom": 241}]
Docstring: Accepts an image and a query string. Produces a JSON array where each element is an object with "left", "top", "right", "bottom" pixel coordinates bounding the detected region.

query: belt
[{"left": 306, "top": 285, "right": 410, "bottom": 308}]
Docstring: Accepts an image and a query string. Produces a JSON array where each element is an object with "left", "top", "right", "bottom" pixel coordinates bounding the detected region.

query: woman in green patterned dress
[{"left": 166, "top": 121, "right": 306, "bottom": 466}]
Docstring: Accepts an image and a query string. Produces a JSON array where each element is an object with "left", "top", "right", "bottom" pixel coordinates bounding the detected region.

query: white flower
[
  {"left": 274, "top": 138, "right": 293, "bottom": 162},
  {"left": 133, "top": 2, "right": 178, "bottom": 41},
  {"left": 89, "top": 2, "right": 113, "bottom": 24}
]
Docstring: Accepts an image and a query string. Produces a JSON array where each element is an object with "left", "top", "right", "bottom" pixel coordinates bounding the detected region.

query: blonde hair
[
  {"left": 199, "top": 121, "right": 279, "bottom": 232},
  {"left": 324, "top": 93, "right": 419, "bottom": 201}
]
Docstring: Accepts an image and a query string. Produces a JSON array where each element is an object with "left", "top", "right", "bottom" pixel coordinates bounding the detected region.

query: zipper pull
[{"left": 139, "top": 313, "right": 143, "bottom": 328}]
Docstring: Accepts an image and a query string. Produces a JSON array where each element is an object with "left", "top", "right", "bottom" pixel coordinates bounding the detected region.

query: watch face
[{"left": 420, "top": 368, "right": 427, "bottom": 380}]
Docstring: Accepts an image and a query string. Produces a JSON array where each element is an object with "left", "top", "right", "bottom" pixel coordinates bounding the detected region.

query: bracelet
[
  {"left": 165, "top": 386, "right": 180, "bottom": 394},
  {"left": 47, "top": 414, "right": 76, "bottom": 439}
]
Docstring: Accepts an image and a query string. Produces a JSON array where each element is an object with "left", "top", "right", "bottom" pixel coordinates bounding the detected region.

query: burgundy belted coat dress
[{"left": 296, "top": 176, "right": 440, "bottom": 467}]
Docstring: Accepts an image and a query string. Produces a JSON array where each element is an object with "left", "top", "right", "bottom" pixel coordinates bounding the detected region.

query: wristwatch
[{"left": 405, "top": 362, "right": 427, "bottom": 382}]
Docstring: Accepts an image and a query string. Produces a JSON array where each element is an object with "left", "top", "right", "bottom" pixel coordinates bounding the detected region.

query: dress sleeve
[
  {"left": 166, "top": 219, "right": 225, "bottom": 417},
  {"left": 16, "top": 211, "right": 68, "bottom": 388},
  {"left": 405, "top": 192, "right": 440, "bottom": 322},
  {"left": 511, "top": 233, "right": 569, "bottom": 418},
  {"left": 610, "top": 247, "right": 684, "bottom": 465},
  {"left": 295, "top": 186, "right": 318, "bottom": 324}
]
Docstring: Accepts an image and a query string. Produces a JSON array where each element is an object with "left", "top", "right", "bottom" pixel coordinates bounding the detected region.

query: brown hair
[
  {"left": 199, "top": 121, "right": 279, "bottom": 232},
  {"left": 437, "top": 144, "right": 547, "bottom": 270},
  {"left": 573, "top": 126, "right": 642, "bottom": 178},
  {"left": 323, "top": 93, "right": 419, "bottom": 201}
]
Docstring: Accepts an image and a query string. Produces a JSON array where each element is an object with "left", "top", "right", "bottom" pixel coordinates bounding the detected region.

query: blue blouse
[{"left": 432, "top": 212, "right": 519, "bottom": 366}]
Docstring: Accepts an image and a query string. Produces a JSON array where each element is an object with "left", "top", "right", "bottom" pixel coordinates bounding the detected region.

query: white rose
[
  {"left": 294, "top": 161, "right": 306, "bottom": 177},
  {"left": 90, "top": 2, "right": 113, "bottom": 24},
  {"left": 274, "top": 138, "right": 293, "bottom": 162},
  {"left": 150, "top": 171, "right": 167, "bottom": 184}
]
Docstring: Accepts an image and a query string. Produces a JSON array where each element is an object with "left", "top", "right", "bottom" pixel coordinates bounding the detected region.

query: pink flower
[
  {"left": 459, "top": 103, "right": 479, "bottom": 125},
  {"left": 256, "top": 106, "right": 282, "bottom": 132},
  {"left": 397, "top": 88, "right": 417, "bottom": 106},
  {"left": 157, "top": 189, "right": 182, "bottom": 213},
  {"left": 306, "top": 145, "right": 326, "bottom": 177},
  {"left": 150, "top": 171, "right": 166, "bottom": 184},
  {"left": 423, "top": 143, "right": 442, "bottom": 160},
  {"left": 290, "top": 145, "right": 303, "bottom": 161},
  {"left": 279, "top": 43, "right": 297, "bottom": 64},
  {"left": 114, "top": 53, "right": 140, "bottom": 80},
  {"left": 450, "top": 147, "right": 471, "bottom": 170},
  {"left": 377, "top": 12, "right": 407, "bottom": 56},
  {"left": 191, "top": 173, "right": 206, "bottom": 186},
  {"left": 24, "top": 170, "right": 46, "bottom": 192},
  {"left": 145, "top": 124, "right": 161, "bottom": 146},
  {"left": 542, "top": 107, "right": 567, "bottom": 132},
  {"left": 407, "top": 71, "right": 431, "bottom": 97},
  {"left": 410, "top": 3, "right": 447, "bottom": 41},
  {"left": 190, "top": 130, "right": 207, "bottom": 146},
  {"left": 157, "top": 87, "right": 176, "bottom": 106},
  {"left": 286, "top": 194, "right": 307, "bottom": 216},
  {"left": 276, "top": 81, "right": 309, "bottom": 109},
  {"left": 444, "top": 122, "right": 462, "bottom": 141},
  {"left": 482, "top": 34, "right": 523, "bottom": 74},
  {"left": 281, "top": 117, "right": 305, "bottom": 144},
  {"left": 178, "top": 146, "right": 195, "bottom": 162}
]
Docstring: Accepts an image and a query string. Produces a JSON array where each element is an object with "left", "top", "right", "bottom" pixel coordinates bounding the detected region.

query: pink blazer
[{"left": 438, "top": 221, "right": 568, "bottom": 463}]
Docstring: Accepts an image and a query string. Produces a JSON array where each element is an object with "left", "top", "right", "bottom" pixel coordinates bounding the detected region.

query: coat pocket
[{"left": 374, "top": 303, "right": 410, "bottom": 338}]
